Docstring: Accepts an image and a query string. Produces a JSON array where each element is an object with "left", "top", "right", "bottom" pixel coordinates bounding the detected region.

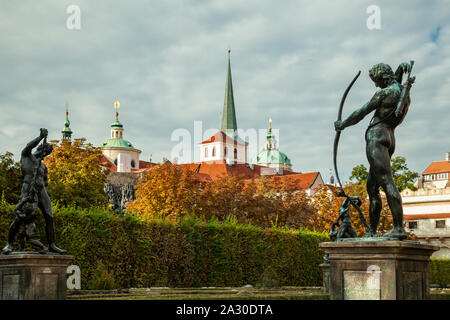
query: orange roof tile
[
  {"left": 404, "top": 213, "right": 450, "bottom": 220},
  {"left": 200, "top": 131, "right": 247, "bottom": 146},
  {"left": 423, "top": 161, "right": 450, "bottom": 175},
  {"left": 268, "top": 172, "right": 320, "bottom": 189},
  {"left": 196, "top": 160, "right": 268, "bottom": 180}
]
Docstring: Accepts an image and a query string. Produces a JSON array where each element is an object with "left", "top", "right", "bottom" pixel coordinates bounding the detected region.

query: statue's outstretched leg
[
  {"left": 368, "top": 141, "right": 407, "bottom": 240},
  {"left": 46, "top": 222, "right": 66, "bottom": 254},
  {"left": 2, "top": 217, "right": 22, "bottom": 255},
  {"left": 39, "top": 190, "right": 66, "bottom": 255},
  {"left": 365, "top": 169, "right": 382, "bottom": 237}
]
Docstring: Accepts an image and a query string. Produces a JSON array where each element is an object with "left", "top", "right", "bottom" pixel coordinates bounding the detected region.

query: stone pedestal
[
  {"left": 0, "top": 253, "right": 73, "bottom": 300},
  {"left": 319, "top": 240, "right": 438, "bottom": 300},
  {"left": 319, "top": 263, "right": 330, "bottom": 294}
]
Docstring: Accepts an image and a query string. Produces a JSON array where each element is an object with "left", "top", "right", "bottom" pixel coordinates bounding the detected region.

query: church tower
[
  {"left": 61, "top": 103, "right": 73, "bottom": 141},
  {"left": 200, "top": 48, "right": 247, "bottom": 164},
  {"left": 221, "top": 47, "right": 238, "bottom": 139},
  {"left": 252, "top": 118, "right": 292, "bottom": 173},
  {"left": 101, "top": 100, "right": 142, "bottom": 172}
]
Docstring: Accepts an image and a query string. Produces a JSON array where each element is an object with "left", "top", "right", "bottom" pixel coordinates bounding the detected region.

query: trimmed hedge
[
  {"left": 0, "top": 203, "right": 327, "bottom": 289},
  {"left": 430, "top": 258, "right": 450, "bottom": 287}
]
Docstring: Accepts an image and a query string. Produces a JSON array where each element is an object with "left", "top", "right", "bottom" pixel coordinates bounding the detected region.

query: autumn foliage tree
[
  {"left": 45, "top": 138, "right": 109, "bottom": 208},
  {"left": 310, "top": 156, "right": 418, "bottom": 237},
  {"left": 127, "top": 160, "right": 316, "bottom": 229},
  {"left": 126, "top": 160, "right": 204, "bottom": 219},
  {"left": 311, "top": 183, "right": 393, "bottom": 237}
]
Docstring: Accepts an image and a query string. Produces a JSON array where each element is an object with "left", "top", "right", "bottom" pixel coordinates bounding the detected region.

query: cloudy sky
[{"left": 0, "top": 1, "right": 448, "bottom": 182}]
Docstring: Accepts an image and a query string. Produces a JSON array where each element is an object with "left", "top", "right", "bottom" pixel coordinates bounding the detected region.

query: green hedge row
[
  {"left": 430, "top": 258, "right": 450, "bottom": 287},
  {"left": 0, "top": 203, "right": 327, "bottom": 289}
]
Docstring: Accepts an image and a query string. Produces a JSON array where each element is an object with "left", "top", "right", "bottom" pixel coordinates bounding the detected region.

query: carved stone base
[
  {"left": 0, "top": 253, "right": 73, "bottom": 300},
  {"left": 319, "top": 263, "right": 330, "bottom": 294},
  {"left": 319, "top": 240, "right": 438, "bottom": 300}
]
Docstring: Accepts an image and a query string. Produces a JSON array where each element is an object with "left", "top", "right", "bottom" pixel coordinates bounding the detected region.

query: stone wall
[{"left": 105, "top": 172, "right": 142, "bottom": 213}]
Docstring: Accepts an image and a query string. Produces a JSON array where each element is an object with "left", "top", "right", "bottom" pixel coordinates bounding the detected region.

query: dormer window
[
  {"left": 205, "top": 147, "right": 208, "bottom": 158},
  {"left": 212, "top": 147, "right": 216, "bottom": 157}
]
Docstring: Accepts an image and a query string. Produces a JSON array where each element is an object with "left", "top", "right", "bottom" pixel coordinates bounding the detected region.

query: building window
[
  {"left": 212, "top": 147, "right": 216, "bottom": 157},
  {"left": 131, "top": 160, "right": 136, "bottom": 168},
  {"left": 234, "top": 148, "right": 237, "bottom": 160},
  {"left": 224, "top": 147, "right": 227, "bottom": 157},
  {"left": 408, "top": 221, "right": 418, "bottom": 230},
  {"left": 204, "top": 147, "right": 208, "bottom": 158},
  {"left": 435, "top": 220, "right": 446, "bottom": 229}
]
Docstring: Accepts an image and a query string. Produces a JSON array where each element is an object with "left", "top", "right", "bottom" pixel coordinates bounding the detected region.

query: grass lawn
[
  {"left": 66, "top": 287, "right": 450, "bottom": 300},
  {"left": 67, "top": 286, "right": 329, "bottom": 300}
]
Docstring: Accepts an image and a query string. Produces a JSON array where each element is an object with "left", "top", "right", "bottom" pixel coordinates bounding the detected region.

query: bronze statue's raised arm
[
  {"left": 335, "top": 90, "right": 385, "bottom": 130},
  {"left": 21, "top": 128, "right": 48, "bottom": 157},
  {"left": 21, "top": 136, "right": 43, "bottom": 157},
  {"left": 394, "top": 62, "right": 411, "bottom": 84}
]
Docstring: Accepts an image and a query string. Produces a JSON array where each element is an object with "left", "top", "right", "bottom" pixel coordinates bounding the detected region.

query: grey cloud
[{"left": 0, "top": 0, "right": 449, "bottom": 183}]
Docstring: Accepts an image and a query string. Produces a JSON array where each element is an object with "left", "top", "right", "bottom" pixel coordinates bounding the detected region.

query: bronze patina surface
[
  {"left": 332, "top": 62, "right": 415, "bottom": 240},
  {"left": 2, "top": 128, "right": 66, "bottom": 255}
]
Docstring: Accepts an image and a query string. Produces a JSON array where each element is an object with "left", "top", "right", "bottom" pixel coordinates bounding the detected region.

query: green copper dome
[
  {"left": 62, "top": 108, "right": 72, "bottom": 140},
  {"left": 62, "top": 120, "right": 72, "bottom": 133},
  {"left": 252, "top": 149, "right": 292, "bottom": 165},
  {"left": 111, "top": 119, "right": 123, "bottom": 128},
  {"left": 102, "top": 138, "right": 134, "bottom": 149}
]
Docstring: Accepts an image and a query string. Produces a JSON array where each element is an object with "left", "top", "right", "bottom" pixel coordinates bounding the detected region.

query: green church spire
[
  {"left": 221, "top": 48, "right": 238, "bottom": 137},
  {"left": 62, "top": 103, "right": 72, "bottom": 140}
]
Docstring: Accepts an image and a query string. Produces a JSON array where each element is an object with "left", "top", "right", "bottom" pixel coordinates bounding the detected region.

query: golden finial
[
  {"left": 227, "top": 43, "right": 231, "bottom": 53},
  {"left": 269, "top": 118, "right": 272, "bottom": 130},
  {"left": 114, "top": 100, "right": 120, "bottom": 118},
  {"left": 65, "top": 102, "right": 69, "bottom": 116}
]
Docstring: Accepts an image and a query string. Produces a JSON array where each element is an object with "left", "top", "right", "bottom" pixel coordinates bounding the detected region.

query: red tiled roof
[
  {"left": 268, "top": 172, "right": 320, "bottom": 189},
  {"left": 102, "top": 155, "right": 324, "bottom": 191},
  {"left": 189, "top": 160, "right": 265, "bottom": 180},
  {"left": 325, "top": 184, "right": 338, "bottom": 193},
  {"left": 193, "top": 172, "right": 213, "bottom": 182},
  {"left": 200, "top": 131, "right": 247, "bottom": 145},
  {"left": 139, "top": 160, "right": 155, "bottom": 169},
  {"left": 423, "top": 161, "right": 450, "bottom": 175},
  {"left": 404, "top": 213, "right": 450, "bottom": 220}
]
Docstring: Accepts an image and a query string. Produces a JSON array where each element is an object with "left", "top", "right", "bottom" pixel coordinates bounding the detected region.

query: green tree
[
  {"left": 45, "top": 138, "right": 109, "bottom": 208},
  {"left": 349, "top": 164, "right": 369, "bottom": 183},
  {"left": 349, "top": 156, "right": 419, "bottom": 192},
  {"left": 391, "top": 156, "right": 420, "bottom": 191},
  {"left": 0, "top": 151, "right": 21, "bottom": 204}
]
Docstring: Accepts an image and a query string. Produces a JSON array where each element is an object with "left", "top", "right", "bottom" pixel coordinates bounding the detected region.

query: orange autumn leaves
[
  {"left": 128, "top": 161, "right": 393, "bottom": 235},
  {"left": 312, "top": 183, "right": 393, "bottom": 236},
  {"left": 127, "top": 160, "right": 316, "bottom": 230}
]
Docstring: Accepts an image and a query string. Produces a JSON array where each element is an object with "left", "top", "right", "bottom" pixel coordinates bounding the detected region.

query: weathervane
[{"left": 114, "top": 100, "right": 120, "bottom": 119}]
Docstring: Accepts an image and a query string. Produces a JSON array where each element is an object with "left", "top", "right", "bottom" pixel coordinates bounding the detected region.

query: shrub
[
  {"left": 0, "top": 205, "right": 327, "bottom": 289},
  {"left": 89, "top": 262, "right": 117, "bottom": 290},
  {"left": 430, "top": 258, "right": 450, "bottom": 288}
]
